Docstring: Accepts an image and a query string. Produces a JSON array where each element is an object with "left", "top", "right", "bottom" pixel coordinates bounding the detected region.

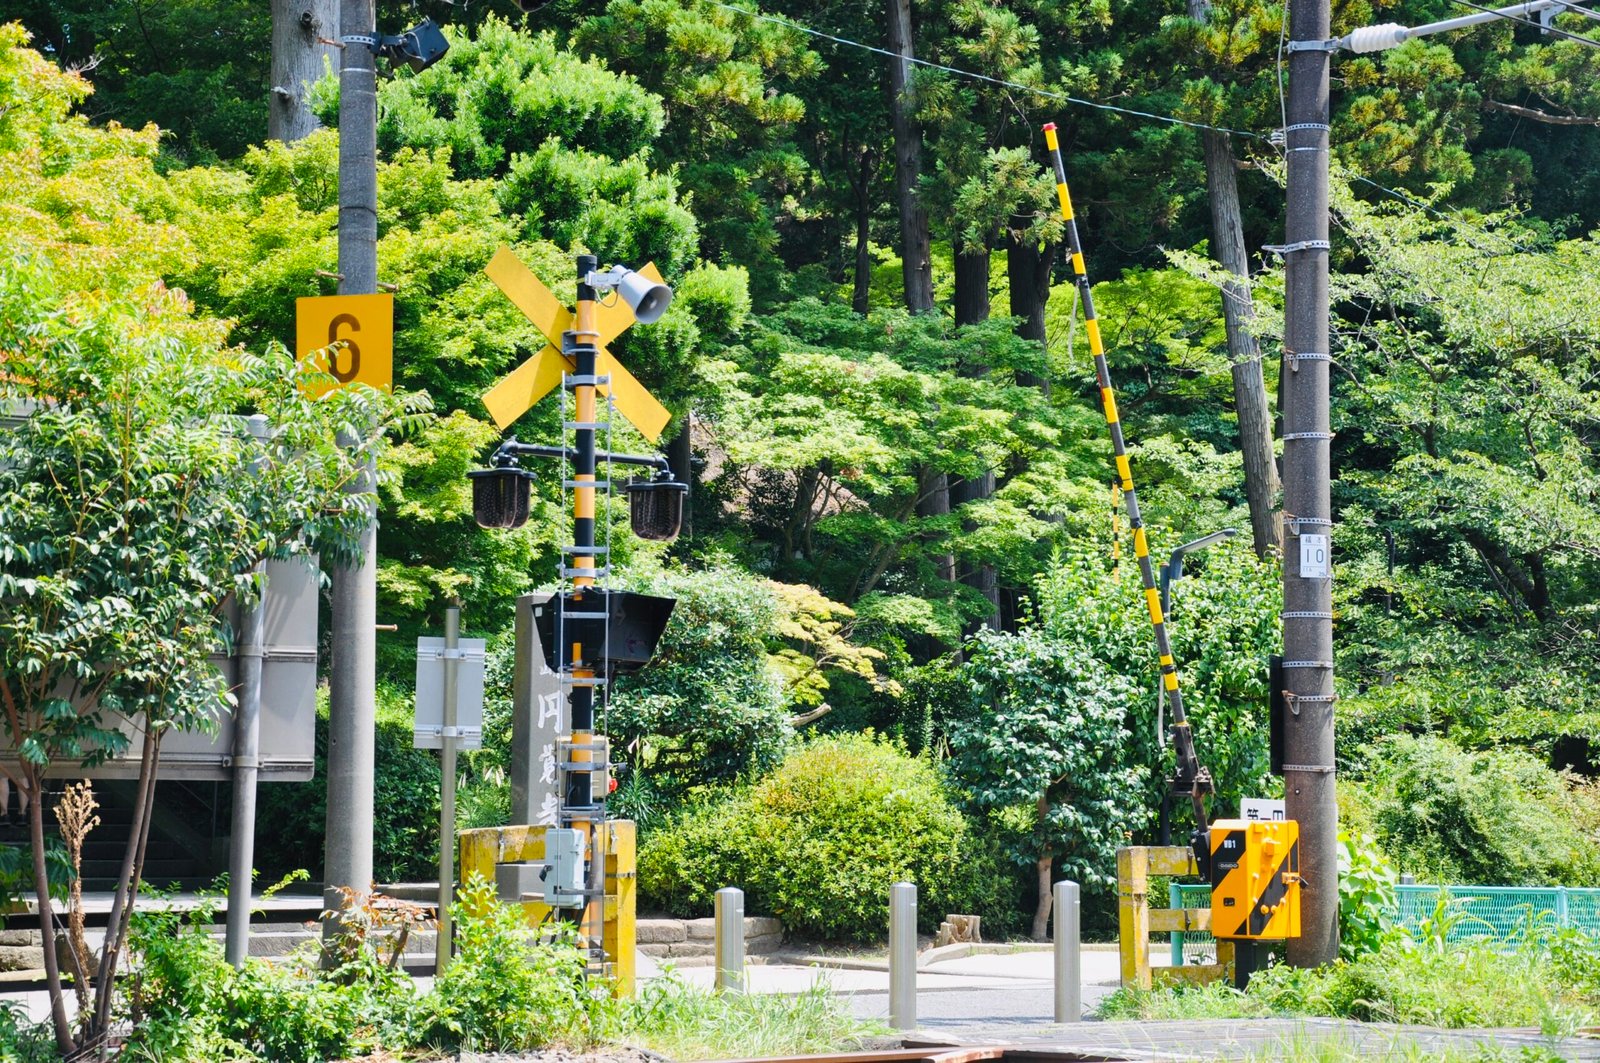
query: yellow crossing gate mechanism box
[{"left": 1209, "top": 818, "right": 1301, "bottom": 941}]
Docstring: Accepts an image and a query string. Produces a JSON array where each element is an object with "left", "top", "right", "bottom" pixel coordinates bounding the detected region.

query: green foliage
[
  {"left": 358, "top": 19, "right": 666, "bottom": 181},
  {"left": 411, "top": 876, "right": 613, "bottom": 1052},
  {"left": 639, "top": 733, "right": 1009, "bottom": 940},
  {"left": 1103, "top": 927, "right": 1600, "bottom": 1033},
  {"left": 1331, "top": 195, "right": 1600, "bottom": 756},
  {"left": 610, "top": 565, "right": 793, "bottom": 802},
  {"left": 1031, "top": 540, "right": 1283, "bottom": 825},
  {"left": 10, "top": 1, "right": 271, "bottom": 164},
  {"left": 1338, "top": 831, "right": 1399, "bottom": 961},
  {"left": 1353, "top": 734, "right": 1600, "bottom": 887},
  {"left": 626, "top": 975, "right": 882, "bottom": 1060},
  {"left": 256, "top": 688, "right": 442, "bottom": 883},
  {"left": 571, "top": 0, "right": 819, "bottom": 293},
  {"left": 949, "top": 626, "right": 1148, "bottom": 898},
  {"left": 0, "top": 998, "right": 52, "bottom": 1063},
  {"left": 121, "top": 892, "right": 410, "bottom": 1062},
  {"left": 707, "top": 300, "right": 1096, "bottom": 624}
]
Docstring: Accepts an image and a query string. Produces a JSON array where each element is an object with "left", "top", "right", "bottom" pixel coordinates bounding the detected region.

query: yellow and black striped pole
[{"left": 1043, "top": 122, "right": 1214, "bottom": 837}]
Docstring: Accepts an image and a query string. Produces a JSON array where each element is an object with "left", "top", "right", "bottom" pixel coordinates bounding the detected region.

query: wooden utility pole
[
  {"left": 270, "top": 0, "right": 338, "bottom": 143},
  {"left": 325, "top": 0, "right": 378, "bottom": 933},
  {"left": 1281, "top": 0, "right": 1339, "bottom": 967}
]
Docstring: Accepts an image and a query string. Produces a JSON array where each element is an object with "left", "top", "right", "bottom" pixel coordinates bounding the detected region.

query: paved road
[{"left": 659, "top": 946, "right": 1121, "bottom": 1027}]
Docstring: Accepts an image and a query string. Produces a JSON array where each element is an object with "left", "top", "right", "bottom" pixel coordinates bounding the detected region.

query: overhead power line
[{"left": 705, "top": 0, "right": 1268, "bottom": 141}]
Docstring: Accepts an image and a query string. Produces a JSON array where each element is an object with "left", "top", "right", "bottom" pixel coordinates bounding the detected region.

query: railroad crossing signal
[
  {"left": 295, "top": 293, "right": 394, "bottom": 395},
  {"left": 481, "top": 247, "right": 671, "bottom": 442}
]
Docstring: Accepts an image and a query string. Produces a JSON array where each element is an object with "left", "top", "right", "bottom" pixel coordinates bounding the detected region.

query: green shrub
[
  {"left": 1337, "top": 830, "right": 1399, "bottom": 960},
  {"left": 1357, "top": 733, "right": 1600, "bottom": 886},
  {"left": 257, "top": 685, "right": 442, "bottom": 882},
  {"left": 410, "top": 876, "right": 615, "bottom": 1052},
  {"left": 121, "top": 894, "right": 410, "bottom": 1063},
  {"left": 639, "top": 733, "right": 1012, "bottom": 940},
  {"left": 610, "top": 565, "right": 794, "bottom": 805},
  {"left": 1102, "top": 928, "right": 1600, "bottom": 1034}
]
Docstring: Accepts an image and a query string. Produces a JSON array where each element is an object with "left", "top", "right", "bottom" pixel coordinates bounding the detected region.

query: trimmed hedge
[{"left": 639, "top": 733, "right": 1015, "bottom": 941}]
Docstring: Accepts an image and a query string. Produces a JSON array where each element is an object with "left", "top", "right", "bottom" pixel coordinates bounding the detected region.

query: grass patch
[
  {"left": 626, "top": 976, "right": 887, "bottom": 1060},
  {"left": 1236, "top": 1034, "right": 1568, "bottom": 1062},
  {"left": 1100, "top": 929, "right": 1600, "bottom": 1036}
]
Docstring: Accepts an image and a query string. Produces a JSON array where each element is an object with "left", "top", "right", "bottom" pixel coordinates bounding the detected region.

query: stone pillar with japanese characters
[{"left": 511, "top": 593, "right": 565, "bottom": 826}]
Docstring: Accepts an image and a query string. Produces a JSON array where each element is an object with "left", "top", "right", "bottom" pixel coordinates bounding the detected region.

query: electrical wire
[
  {"left": 1446, "top": 0, "right": 1600, "bottom": 48},
  {"left": 705, "top": 0, "right": 1268, "bottom": 141},
  {"left": 1551, "top": 0, "right": 1600, "bottom": 20}
]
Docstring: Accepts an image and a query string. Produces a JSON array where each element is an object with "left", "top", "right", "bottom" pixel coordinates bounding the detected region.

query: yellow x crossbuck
[{"left": 481, "top": 247, "right": 671, "bottom": 443}]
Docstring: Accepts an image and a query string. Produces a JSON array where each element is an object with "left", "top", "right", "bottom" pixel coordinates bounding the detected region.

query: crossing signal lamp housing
[
  {"left": 626, "top": 472, "right": 688, "bottom": 541},
  {"left": 469, "top": 464, "right": 535, "bottom": 529}
]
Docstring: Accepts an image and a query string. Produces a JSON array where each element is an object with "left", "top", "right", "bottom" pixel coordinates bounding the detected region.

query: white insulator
[{"left": 1344, "top": 23, "right": 1410, "bottom": 53}]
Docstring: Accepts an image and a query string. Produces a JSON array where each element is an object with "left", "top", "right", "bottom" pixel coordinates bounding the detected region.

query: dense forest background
[{"left": 8, "top": 0, "right": 1600, "bottom": 933}]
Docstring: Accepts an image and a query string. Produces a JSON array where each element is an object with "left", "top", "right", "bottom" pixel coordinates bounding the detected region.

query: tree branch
[{"left": 1484, "top": 99, "right": 1600, "bottom": 126}]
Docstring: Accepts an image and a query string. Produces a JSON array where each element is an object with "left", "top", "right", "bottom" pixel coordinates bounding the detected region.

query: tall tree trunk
[
  {"left": 270, "top": 0, "right": 338, "bottom": 143},
  {"left": 91, "top": 727, "right": 162, "bottom": 1039},
  {"left": 1188, "top": 0, "right": 1279, "bottom": 558},
  {"left": 953, "top": 247, "right": 991, "bottom": 326},
  {"left": 1006, "top": 226, "right": 1055, "bottom": 394},
  {"left": 918, "top": 466, "right": 956, "bottom": 585},
  {"left": 1202, "top": 130, "right": 1280, "bottom": 556},
  {"left": 28, "top": 768, "right": 73, "bottom": 1055},
  {"left": 1031, "top": 794, "right": 1053, "bottom": 941},
  {"left": 851, "top": 147, "right": 877, "bottom": 316},
  {"left": 886, "top": 0, "right": 934, "bottom": 314},
  {"left": 950, "top": 246, "right": 999, "bottom": 628}
]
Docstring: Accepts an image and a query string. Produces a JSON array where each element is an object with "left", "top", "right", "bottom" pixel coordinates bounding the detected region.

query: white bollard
[
  {"left": 889, "top": 881, "right": 917, "bottom": 1031},
  {"left": 714, "top": 887, "right": 745, "bottom": 992},
  {"left": 1054, "top": 879, "right": 1081, "bottom": 1022}
]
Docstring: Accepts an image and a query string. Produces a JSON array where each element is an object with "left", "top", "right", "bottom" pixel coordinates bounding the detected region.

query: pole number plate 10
[{"left": 1299, "top": 534, "right": 1330, "bottom": 579}]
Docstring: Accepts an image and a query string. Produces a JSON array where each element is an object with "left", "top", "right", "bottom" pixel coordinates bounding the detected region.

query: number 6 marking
[{"left": 327, "top": 313, "right": 361, "bottom": 381}]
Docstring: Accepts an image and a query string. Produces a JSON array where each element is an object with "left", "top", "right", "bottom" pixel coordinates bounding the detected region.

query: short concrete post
[
  {"left": 714, "top": 887, "right": 745, "bottom": 992},
  {"left": 889, "top": 881, "right": 917, "bottom": 1031},
  {"left": 1054, "top": 879, "right": 1081, "bottom": 1023}
]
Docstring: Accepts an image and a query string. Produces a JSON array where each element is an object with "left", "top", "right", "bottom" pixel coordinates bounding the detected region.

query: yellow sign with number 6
[{"left": 295, "top": 293, "right": 394, "bottom": 396}]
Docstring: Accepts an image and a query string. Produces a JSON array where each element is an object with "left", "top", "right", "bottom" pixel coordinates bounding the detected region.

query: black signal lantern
[
  {"left": 469, "top": 464, "right": 536, "bottom": 529},
  {"left": 626, "top": 473, "right": 688, "bottom": 542}
]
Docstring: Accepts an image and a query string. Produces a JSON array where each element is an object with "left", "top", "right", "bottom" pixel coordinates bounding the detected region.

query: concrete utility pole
[
  {"left": 1281, "top": 0, "right": 1338, "bottom": 967},
  {"left": 325, "top": 0, "right": 378, "bottom": 930}
]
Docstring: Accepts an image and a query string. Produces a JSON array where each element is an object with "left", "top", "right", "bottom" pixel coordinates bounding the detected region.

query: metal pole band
[
  {"left": 1265, "top": 240, "right": 1332, "bottom": 255},
  {"left": 1283, "top": 122, "right": 1331, "bottom": 132},
  {"left": 1281, "top": 763, "right": 1337, "bottom": 773},
  {"left": 1283, "top": 611, "right": 1334, "bottom": 619},
  {"left": 1287, "top": 38, "right": 1340, "bottom": 51},
  {"left": 1283, "top": 516, "right": 1334, "bottom": 534},
  {"left": 1282, "top": 659, "right": 1335, "bottom": 669},
  {"left": 1283, "top": 432, "right": 1335, "bottom": 441}
]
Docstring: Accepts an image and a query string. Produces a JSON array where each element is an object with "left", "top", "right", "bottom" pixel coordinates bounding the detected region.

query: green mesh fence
[{"left": 1168, "top": 883, "right": 1600, "bottom": 965}]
